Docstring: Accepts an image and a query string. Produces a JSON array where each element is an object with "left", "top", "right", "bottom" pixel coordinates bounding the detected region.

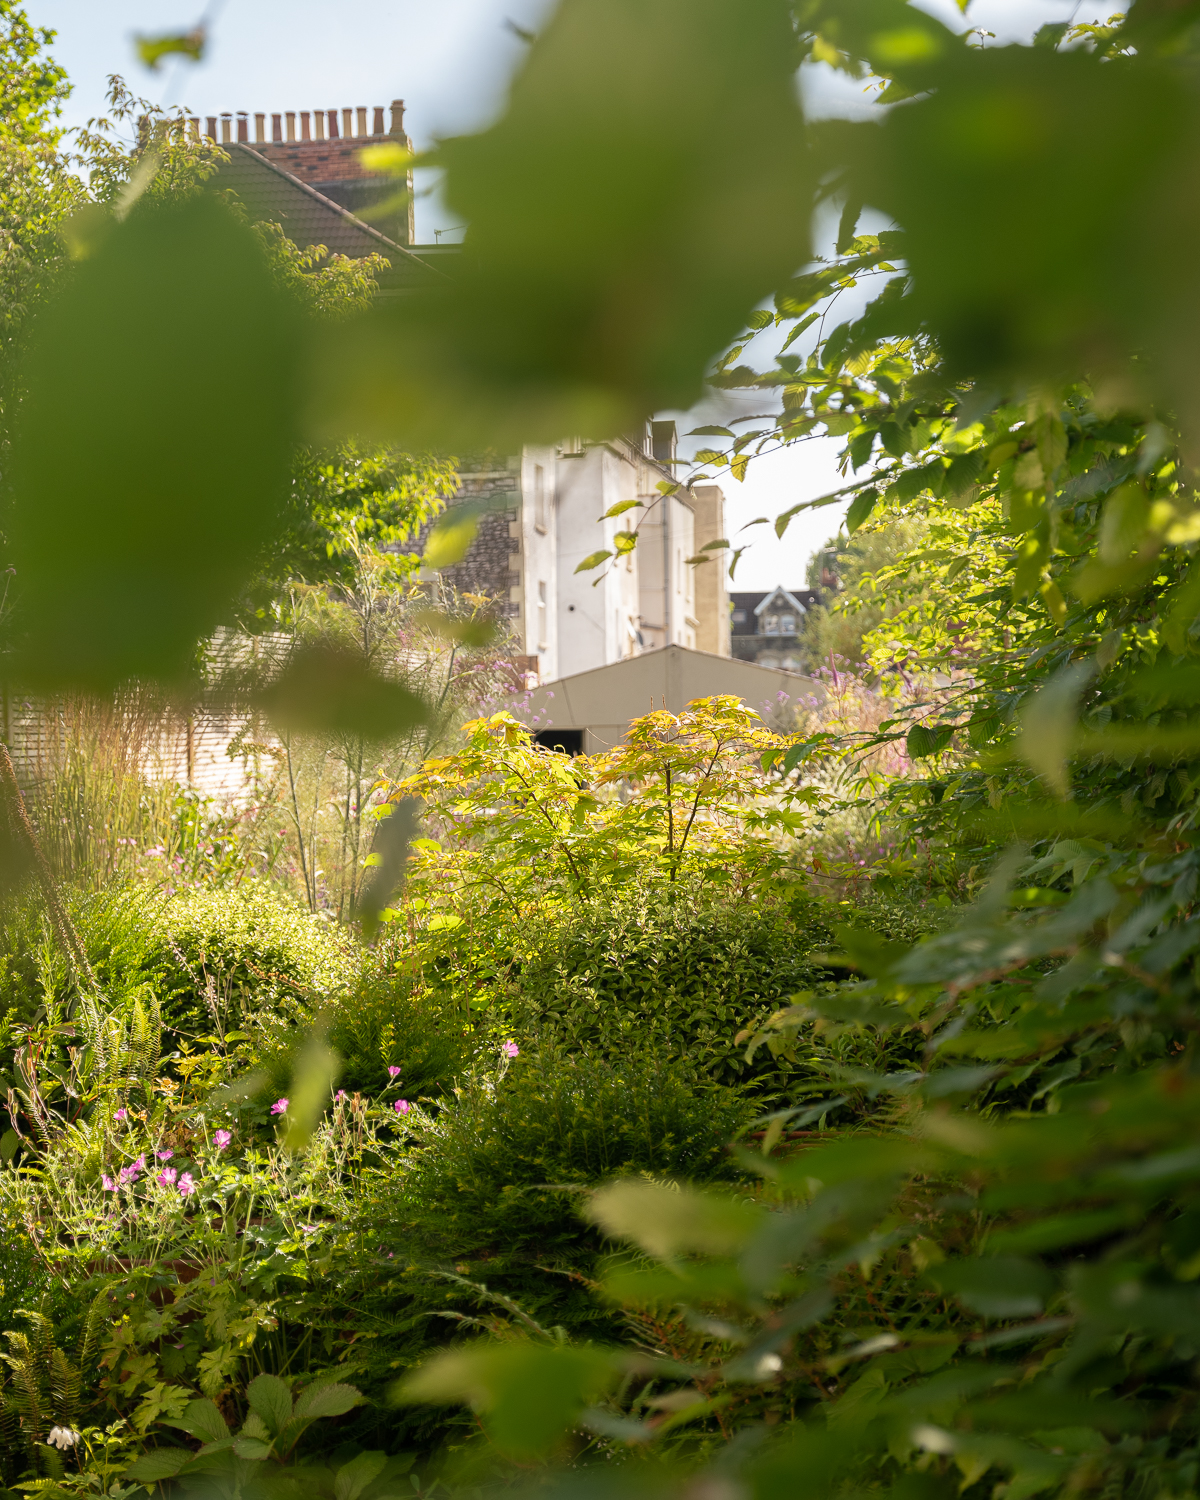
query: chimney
[
  {"left": 254, "top": 112, "right": 265, "bottom": 143},
  {"left": 651, "top": 420, "right": 678, "bottom": 468},
  {"left": 300, "top": 110, "right": 311, "bottom": 141},
  {"left": 188, "top": 117, "right": 199, "bottom": 141},
  {"left": 372, "top": 105, "right": 385, "bottom": 135},
  {"left": 285, "top": 111, "right": 296, "bottom": 142},
  {"left": 327, "top": 109, "right": 339, "bottom": 138},
  {"left": 314, "top": 109, "right": 326, "bottom": 141},
  {"left": 356, "top": 106, "right": 367, "bottom": 136},
  {"left": 389, "top": 99, "right": 406, "bottom": 136},
  {"left": 220, "top": 113, "right": 232, "bottom": 144},
  {"left": 271, "top": 112, "right": 282, "bottom": 143},
  {"left": 342, "top": 107, "right": 353, "bottom": 138},
  {"left": 206, "top": 115, "right": 217, "bottom": 140},
  {"left": 236, "top": 111, "right": 248, "bottom": 142}
]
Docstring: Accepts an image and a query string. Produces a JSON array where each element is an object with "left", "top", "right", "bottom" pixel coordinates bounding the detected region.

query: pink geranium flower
[
  {"left": 387, "top": 1066, "right": 402, "bottom": 1078},
  {"left": 502, "top": 1041, "right": 519, "bottom": 1059},
  {"left": 101, "top": 1175, "right": 116, "bottom": 1192},
  {"left": 115, "top": 1108, "right": 126, "bottom": 1121},
  {"left": 394, "top": 1099, "right": 410, "bottom": 1115},
  {"left": 178, "top": 1173, "right": 195, "bottom": 1197},
  {"left": 156, "top": 1150, "right": 173, "bottom": 1161},
  {"left": 270, "top": 1099, "right": 288, "bottom": 1116},
  {"left": 213, "top": 1129, "right": 231, "bottom": 1151},
  {"left": 157, "top": 1167, "right": 177, "bottom": 1188}
]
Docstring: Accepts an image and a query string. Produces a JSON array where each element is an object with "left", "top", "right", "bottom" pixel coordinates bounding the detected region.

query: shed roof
[{"left": 519, "top": 645, "right": 819, "bottom": 753}]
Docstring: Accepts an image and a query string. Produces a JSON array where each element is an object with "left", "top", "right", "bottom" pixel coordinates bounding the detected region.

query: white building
[{"left": 439, "top": 421, "right": 730, "bottom": 684}]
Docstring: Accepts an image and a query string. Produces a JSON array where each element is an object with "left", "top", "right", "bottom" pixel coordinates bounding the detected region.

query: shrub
[
  {"left": 325, "top": 967, "right": 474, "bottom": 1100},
  {"left": 393, "top": 1044, "right": 752, "bottom": 1263},
  {"left": 478, "top": 889, "right": 835, "bottom": 1098}
]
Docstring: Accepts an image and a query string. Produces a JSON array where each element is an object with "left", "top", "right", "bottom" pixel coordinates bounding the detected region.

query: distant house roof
[
  {"left": 730, "top": 587, "right": 820, "bottom": 635},
  {"left": 214, "top": 144, "right": 445, "bottom": 293}
]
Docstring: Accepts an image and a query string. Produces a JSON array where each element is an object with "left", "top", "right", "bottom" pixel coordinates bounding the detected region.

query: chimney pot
[
  {"left": 389, "top": 98, "right": 406, "bottom": 136},
  {"left": 342, "top": 107, "right": 353, "bottom": 139},
  {"left": 271, "top": 112, "right": 282, "bottom": 143},
  {"left": 327, "top": 109, "right": 339, "bottom": 139},
  {"left": 285, "top": 111, "right": 296, "bottom": 142},
  {"left": 314, "top": 110, "right": 326, "bottom": 141},
  {"left": 188, "top": 117, "right": 200, "bottom": 141},
  {"left": 236, "top": 111, "right": 248, "bottom": 143},
  {"left": 254, "top": 112, "right": 265, "bottom": 143},
  {"left": 206, "top": 115, "right": 217, "bottom": 140},
  {"left": 372, "top": 105, "right": 385, "bottom": 135},
  {"left": 220, "top": 112, "right": 232, "bottom": 144},
  {"left": 356, "top": 106, "right": 367, "bottom": 137},
  {"left": 300, "top": 110, "right": 311, "bottom": 141}
]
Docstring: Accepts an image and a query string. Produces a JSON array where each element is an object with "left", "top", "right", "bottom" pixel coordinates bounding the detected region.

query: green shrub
[
  {"left": 478, "top": 890, "right": 835, "bottom": 1098},
  {"left": 325, "top": 967, "right": 474, "bottom": 1100},
  {"left": 394, "top": 1044, "right": 752, "bottom": 1262}
]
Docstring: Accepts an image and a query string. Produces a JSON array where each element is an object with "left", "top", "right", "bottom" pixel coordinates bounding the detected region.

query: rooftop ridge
[{"left": 175, "top": 99, "right": 409, "bottom": 149}]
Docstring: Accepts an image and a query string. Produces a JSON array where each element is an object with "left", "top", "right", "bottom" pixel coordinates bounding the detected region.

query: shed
[{"left": 520, "top": 645, "right": 819, "bottom": 754}]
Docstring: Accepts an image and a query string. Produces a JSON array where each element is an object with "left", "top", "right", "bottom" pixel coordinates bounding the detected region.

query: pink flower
[
  {"left": 178, "top": 1173, "right": 195, "bottom": 1197},
  {"left": 335, "top": 1091, "right": 347, "bottom": 1102},
  {"left": 394, "top": 1099, "right": 410, "bottom": 1115},
  {"left": 270, "top": 1099, "right": 288, "bottom": 1116},
  {"left": 156, "top": 1150, "right": 173, "bottom": 1161},
  {"left": 101, "top": 1175, "right": 116, "bottom": 1192},
  {"left": 157, "top": 1167, "right": 177, "bottom": 1188},
  {"left": 502, "top": 1041, "right": 519, "bottom": 1059},
  {"left": 115, "top": 1109, "right": 126, "bottom": 1121},
  {"left": 213, "top": 1130, "right": 231, "bottom": 1151},
  {"left": 387, "top": 1066, "right": 402, "bottom": 1079}
]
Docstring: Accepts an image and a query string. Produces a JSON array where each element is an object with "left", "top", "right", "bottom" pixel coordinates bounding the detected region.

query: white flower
[{"left": 47, "top": 1426, "right": 80, "bottom": 1450}]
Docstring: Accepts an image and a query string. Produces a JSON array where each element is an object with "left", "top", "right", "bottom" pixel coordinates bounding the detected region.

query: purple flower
[
  {"left": 270, "top": 1099, "right": 289, "bottom": 1116},
  {"left": 157, "top": 1167, "right": 177, "bottom": 1188},
  {"left": 394, "top": 1099, "right": 410, "bottom": 1115},
  {"left": 502, "top": 1041, "right": 519, "bottom": 1059},
  {"left": 387, "top": 1066, "right": 402, "bottom": 1079},
  {"left": 178, "top": 1173, "right": 196, "bottom": 1197},
  {"left": 213, "top": 1129, "right": 232, "bottom": 1151},
  {"left": 115, "top": 1108, "right": 127, "bottom": 1121},
  {"left": 335, "top": 1091, "right": 347, "bottom": 1102},
  {"left": 101, "top": 1175, "right": 116, "bottom": 1192},
  {"left": 156, "top": 1149, "right": 173, "bottom": 1161}
]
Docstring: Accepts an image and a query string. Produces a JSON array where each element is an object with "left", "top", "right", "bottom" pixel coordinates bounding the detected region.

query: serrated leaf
[
  {"left": 232, "top": 1437, "right": 273, "bottom": 1461},
  {"left": 165, "top": 1398, "right": 229, "bottom": 1444},
  {"left": 845, "top": 487, "right": 879, "bottom": 535},
  {"left": 246, "top": 1373, "right": 293, "bottom": 1439},
  {"left": 291, "top": 1382, "right": 364, "bottom": 1421},
  {"left": 334, "top": 1451, "right": 388, "bottom": 1500},
  {"left": 687, "top": 425, "right": 734, "bottom": 437},
  {"left": 600, "top": 498, "right": 644, "bottom": 518},
  {"left": 906, "top": 723, "right": 954, "bottom": 758},
  {"left": 125, "top": 1450, "right": 193, "bottom": 1482}
]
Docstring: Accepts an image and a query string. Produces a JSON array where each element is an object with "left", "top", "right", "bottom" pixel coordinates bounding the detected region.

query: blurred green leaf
[
  {"left": 134, "top": 27, "right": 205, "bottom": 70},
  {"left": 11, "top": 194, "right": 298, "bottom": 690},
  {"left": 259, "top": 645, "right": 427, "bottom": 740},
  {"left": 395, "top": 1340, "right": 616, "bottom": 1458}
]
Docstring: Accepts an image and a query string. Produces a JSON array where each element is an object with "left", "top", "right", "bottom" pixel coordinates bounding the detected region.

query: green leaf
[
  {"left": 245, "top": 1374, "right": 293, "bottom": 1439},
  {"left": 11, "top": 194, "right": 299, "bottom": 691},
  {"left": 1017, "top": 659, "right": 1097, "bottom": 796},
  {"left": 334, "top": 1451, "right": 388, "bottom": 1500},
  {"left": 422, "top": 510, "right": 480, "bottom": 569},
  {"left": 574, "top": 549, "right": 613, "bottom": 573},
  {"left": 124, "top": 1450, "right": 193, "bottom": 1482},
  {"left": 928, "top": 1257, "right": 1054, "bottom": 1319},
  {"left": 587, "top": 1179, "right": 762, "bottom": 1258},
  {"left": 395, "top": 1341, "right": 616, "bottom": 1459},
  {"left": 135, "top": 27, "right": 205, "bottom": 70},
  {"left": 231, "top": 1437, "right": 273, "bottom": 1461},
  {"left": 165, "top": 1398, "right": 229, "bottom": 1444},
  {"left": 687, "top": 425, "right": 734, "bottom": 437},
  {"left": 845, "top": 486, "right": 879, "bottom": 535},
  {"left": 260, "top": 645, "right": 427, "bottom": 741},
  {"left": 291, "top": 1383, "right": 365, "bottom": 1421},
  {"left": 599, "top": 499, "right": 644, "bottom": 519},
  {"left": 906, "top": 723, "right": 954, "bottom": 758}
]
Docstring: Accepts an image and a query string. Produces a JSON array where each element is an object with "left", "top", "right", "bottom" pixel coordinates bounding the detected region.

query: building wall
[{"left": 690, "top": 484, "right": 731, "bottom": 657}]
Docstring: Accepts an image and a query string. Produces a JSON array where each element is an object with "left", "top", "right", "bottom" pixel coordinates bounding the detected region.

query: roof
[
  {"left": 213, "top": 144, "right": 444, "bottom": 292},
  {"left": 518, "top": 645, "right": 819, "bottom": 751},
  {"left": 730, "top": 588, "right": 820, "bottom": 635}
]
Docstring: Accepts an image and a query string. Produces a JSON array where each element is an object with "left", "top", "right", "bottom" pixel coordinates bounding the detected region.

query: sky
[{"left": 25, "top": 0, "right": 1111, "bottom": 590}]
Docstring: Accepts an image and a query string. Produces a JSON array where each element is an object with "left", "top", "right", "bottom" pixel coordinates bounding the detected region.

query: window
[
  {"left": 732, "top": 609, "right": 746, "bottom": 623},
  {"left": 534, "top": 465, "right": 548, "bottom": 533},
  {"left": 779, "top": 613, "right": 795, "bottom": 634},
  {"left": 763, "top": 616, "right": 780, "bottom": 636},
  {"left": 537, "top": 580, "right": 547, "bottom": 647}
]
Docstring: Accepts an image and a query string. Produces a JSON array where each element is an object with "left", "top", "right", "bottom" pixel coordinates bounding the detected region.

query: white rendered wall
[{"left": 516, "top": 445, "right": 560, "bottom": 681}]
